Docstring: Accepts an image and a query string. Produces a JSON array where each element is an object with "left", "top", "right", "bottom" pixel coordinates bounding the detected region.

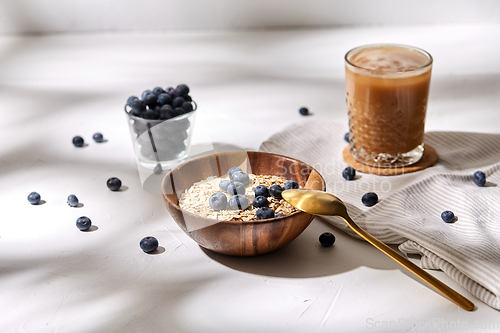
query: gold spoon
[{"left": 282, "top": 189, "right": 475, "bottom": 311}]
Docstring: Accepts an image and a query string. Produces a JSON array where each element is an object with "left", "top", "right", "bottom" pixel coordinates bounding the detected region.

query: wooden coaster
[{"left": 342, "top": 144, "right": 438, "bottom": 176}]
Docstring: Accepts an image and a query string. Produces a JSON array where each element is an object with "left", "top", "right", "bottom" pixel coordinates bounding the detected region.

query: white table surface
[{"left": 1, "top": 24, "right": 500, "bottom": 333}]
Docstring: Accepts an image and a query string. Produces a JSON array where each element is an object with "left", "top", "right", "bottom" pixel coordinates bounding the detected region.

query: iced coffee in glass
[{"left": 345, "top": 44, "right": 432, "bottom": 167}]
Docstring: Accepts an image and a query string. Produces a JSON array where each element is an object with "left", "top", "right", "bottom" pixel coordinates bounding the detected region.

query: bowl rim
[{"left": 161, "top": 150, "right": 326, "bottom": 225}]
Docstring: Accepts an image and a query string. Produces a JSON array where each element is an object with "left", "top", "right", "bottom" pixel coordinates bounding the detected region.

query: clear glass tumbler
[
  {"left": 345, "top": 44, "right": 433, "bottom": 167},
  {"left": 125, "top": 103, "right": 196, "bottom": 171}
]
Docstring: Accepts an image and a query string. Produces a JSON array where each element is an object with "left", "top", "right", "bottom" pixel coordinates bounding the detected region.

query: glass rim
[{"left": 345, "top": 43, "right": 433, "bottom": 76}]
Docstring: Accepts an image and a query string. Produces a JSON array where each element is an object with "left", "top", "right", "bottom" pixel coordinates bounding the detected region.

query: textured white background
[
  {"left": 0, "top": 0, "right": 498, "bottom": 33},
  {"left": 1, "top": 1, "right": 500, "bottom": 332}
]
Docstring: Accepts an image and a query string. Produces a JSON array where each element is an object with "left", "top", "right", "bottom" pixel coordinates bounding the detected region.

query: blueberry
[
  {"left": 152, "top": 87, "right": 165, "bottom": 96},
  {"left": 299, "top": 107, "right": 309, "bottom": 116},
  {"left": 160, "top": 105, "right": 175, "bottom": 120},
  {"left": 76, "top": 216, "right": 91, "bottom": 231},
  {"left": 182, "top": 101, "right": 193, "bottom": 113},
  {"left": 27, "top": 192, "right": 41, "bottom": 205},
  {"left": 228, "top": 194, "right": 250, "bottom": 210},
  {"left": 72, "top": 136, "right": 84, "bottom": 147},
  {"left": 141, "top": 110, "right": 156, "bottom": 120},
  {"left": 227, "top": 182, "right": 245, "bottom": 195},
  {"left": 157, "top": 93, "right": 173, "bottom": 106},
  {"left": 67, "top": 194, "right": 79, "bottom": 207},
  {"left": 175, "top": 84, "right": 190, "bottom": 97},
  {"left": 231, "top": 171, "right": 250, "bottom": 187},
  {"left": 143, "top": 93, "right": 157, "bottom": 109},
  {"left": 219, "top": 180, "right": 232, "bottom": 192},
  {"left": 165, "top": 87, "right": 176, "bottom": 96},
  {"left": 256, "top": 207, "right": 275, "bottom": 220},
  {"left": 275, "top": 213, "right": 285, "bottom": 218},
  {"left": 228, "top": 167, "right": 243, "bottom": 179},
  {"left": 173, "top": 96, "right": 185, "bottom": 108},
  {"left": 254, "top": 185, "right": 269, "bottom": 197},
  {"left": 441, "top": 210, "right": 455, "bottom": 223},
  {"left": 319, "top": 232, "right": 336, "bottom": 247},
  {"left": 127, "top": 96, "right": 138, "bottom": 107},
  {"left": 253, "top": 196, "right": 269, "bottom": 208},
  {"left": 131, "top": 99, "right": 146, "bottom": 112},
  {"left": 473, "top": 171, "right": 486, "bottom": 187},
  {"left": 269, "top": 185, "right": 284, "bottom": 199},
  {"left": 344, "top": 132, "right": 349, "bottom": 143},
  {"left": 209, "top": 192, "right": 227, "bottom": 211},
  {"left": 107, "top": 177, "right": 122, "bottom": 191},
  {"left": 140, "top": 236, "right": 159, "bottom": 253},
  {"left": 93, "top": 133, "right": 104, "bottom": 143},
  {"left": 130, "top": 108, "right": 142, "bottom": 117},
  {"left": 174, "top": 107, "right": 186, "bottom": 117},
  {"left": 141, "top": 90, "right": 153, "bottom": 100},
  {"left": 361, "top": 192, "right": 378, "bottom": 207},
  {"left": 342, "top": 167, "right": 356, "bottom": 180},
  {"left": 284, "top": 180, "right": 299, "bottom": 190},
  {"left": 184, "top": 95, "right": 192, "bottom": 102}
]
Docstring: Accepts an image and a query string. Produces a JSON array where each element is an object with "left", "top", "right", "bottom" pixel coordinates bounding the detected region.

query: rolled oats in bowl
[{"left": 179, "top": 173, "right": 299, "bottom": 221}]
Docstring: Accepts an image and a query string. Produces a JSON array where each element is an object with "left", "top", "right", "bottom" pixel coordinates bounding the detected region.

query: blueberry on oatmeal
[
  {"left": 231, "top": 171, "right": 250, "bottom": 187},
  {"left": 284, "top": 180, "right": 299, "bottom": 190},
  {"left": 228, "top": 194, "right": 249, "bottom": 210},
  {"left": 256, "top": 207, "right": 274, "bottom": 220},
  {"left": 209, "top": 192, "right": 227, "bottom": 211},
  {"left": 269, "top": 185, "right": 284, "bottom": 199},
  {"left": 227, "top": 182, "right": 245, "bottom": 195}
]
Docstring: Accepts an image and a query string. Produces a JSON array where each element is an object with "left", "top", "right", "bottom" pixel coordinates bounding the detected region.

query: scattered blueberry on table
[
  {"left": 106, "top": 177, "right": 122, "bottom": 191},
  {"left": 72, "top": 136, "right": 84, "bottom": 147},
  {"left": 441, "top": 210, "right": 455, "bottom": 223},
  {"left": 67, "top": 194, "right": 79, "bottom": 207},
  {"left": 93, "top": 133, "right": 104, "bottom": 143},
  {"left": 319, "top": 232, "right": 336, "bottom": 247},
  {"left": 344, "top": 132, "right": 349, "bottom": 143},
  {"left": 253, "top": 196, "right": 269, "bottom": 208},
  {"left": 254, "top": 185, "right": 269, "bottom": 197},
  {"left": 269, "top": 184, "right": 284, "bottom": 199},
  {"left": 342, "top": 167, "right": 356, "bottom": 180},
  {"left": 209, "top": 192, "right": 227, "bottom": 211},
  {"left": 228, "top": 167, "right": 243, "bottom": 180},
  {"left": 76, "top": 216, "right": 92, "bottom": 231},
  {"left": 361, "top": 192, "right": 378, "bottom": 207},
  {"left": 219, "top": 180, "right": 232, "bottom": 192},
  {"left": 473, "top": 171, "right": 486, "bottom": 187},
  {"left": 284, "top": 180, "right": 299, "bottom": 190},
  {"left": 232, "top": 171, "right": 250, "bottom": 187},
  {"left": 227, "top": 182, "right": 245, "bottom": 195},
  {"left": 27, "top": 192, "right": 41, "bottom": 205},
  {"left": 228, "top": 194, "right": 250, "bottom": 210},
  {"left": 256, "top": 207, "right": 275, "bottom": 220},
  {"left": 140, "top": 236, "right": 159, "bottom": 253},
  {"left": 299, "top": 107, "right": 309, "bottom": 116}
]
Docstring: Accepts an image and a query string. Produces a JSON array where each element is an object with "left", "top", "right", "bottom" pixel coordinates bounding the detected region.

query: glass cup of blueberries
[{"left": 125, "top": 84, "right": 197, "bottom": 170}]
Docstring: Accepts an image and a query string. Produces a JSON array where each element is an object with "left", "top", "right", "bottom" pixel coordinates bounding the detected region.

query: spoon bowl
[{"left": 282, "top": 189, "right": 475, "bottom": 311}]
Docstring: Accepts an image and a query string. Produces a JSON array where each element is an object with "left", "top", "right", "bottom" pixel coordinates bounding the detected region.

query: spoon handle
[{"left": 341, "top": 215, "right": 475, "bottom": 311}]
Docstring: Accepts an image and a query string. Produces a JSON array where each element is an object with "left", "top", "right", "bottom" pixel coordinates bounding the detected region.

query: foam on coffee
[{"left": 347, "top": 45, "right": 431, "bottom": 76}]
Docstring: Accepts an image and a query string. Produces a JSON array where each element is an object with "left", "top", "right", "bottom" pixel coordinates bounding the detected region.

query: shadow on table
[{"left": 202, "top": 217, "right": 405, "bottom": 279}]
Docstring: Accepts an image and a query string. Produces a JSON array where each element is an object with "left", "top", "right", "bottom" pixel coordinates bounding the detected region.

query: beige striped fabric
[{"left": 259, "top": 120, "right": 500, "bottom": 310}]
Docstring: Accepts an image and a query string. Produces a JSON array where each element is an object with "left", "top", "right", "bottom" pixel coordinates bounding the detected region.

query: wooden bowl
[{"left": 161, "top": 151, "right": 326, "bottom": 256}]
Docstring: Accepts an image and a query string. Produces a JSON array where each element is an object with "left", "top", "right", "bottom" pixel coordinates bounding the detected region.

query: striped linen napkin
[{"left": 259, "top": 120, "right": 500, "bottom": 310}]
